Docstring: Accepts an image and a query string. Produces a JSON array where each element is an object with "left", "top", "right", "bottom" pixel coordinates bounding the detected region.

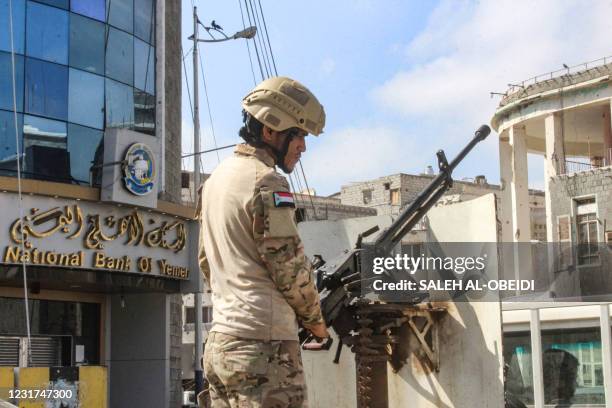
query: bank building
[{"left": 0, "top": 0, "right": 194, "bottom": 406}]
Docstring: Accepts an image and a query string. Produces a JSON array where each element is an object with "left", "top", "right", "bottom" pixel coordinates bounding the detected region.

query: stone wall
[
  {"left": 295, "top": 193, "right": 377, "bottom": 221},
  {"left": 549, "top": 167, "right": 612, "bottom": 240},
  {"left": 340, "top": 173, "right": 547, "bottom": 240},
  {"left": 340, "top": 173, "right": 499, "bottom": 216},
  {"left": 549, "top": 167, "right": 612, "bottom": 297}
]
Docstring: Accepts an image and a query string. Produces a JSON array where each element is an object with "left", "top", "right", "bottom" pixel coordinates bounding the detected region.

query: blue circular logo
[{"left": 123, "top": 143, "right": 155, "bottom": 196}]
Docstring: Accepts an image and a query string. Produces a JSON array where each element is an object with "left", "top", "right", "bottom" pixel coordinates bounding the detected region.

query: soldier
[{"left": 198, "top": 76, "right": 329, "bottom": 408}]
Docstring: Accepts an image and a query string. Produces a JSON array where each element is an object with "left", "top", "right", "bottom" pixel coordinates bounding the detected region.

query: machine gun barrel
[{"left": 373, "top": 125, "right": 490, "bottom": 255}]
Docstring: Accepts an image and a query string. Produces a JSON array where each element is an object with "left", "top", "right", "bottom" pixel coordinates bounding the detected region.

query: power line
[
  {"left": 237, "top": 0, "right": 257, "bottom": 86},
  {"left": 182, "top": 143, "right": 237, "bottom": 159},
  {"left": 249, "top": 0, "right": 278, "bottom": 76},
  {"left": 248, "top": 0, "right": 272, "bottom": 78},
  {"left": 242, "top": 0, "right": 265, "bottom": 80},
  {"left": 299, "top": 161, "right": 317, "bottom": 217},
  {"left": 255, "top": 0, "right": 278, "bottom": 75},
  {"left": 196, "top": 43, "right": 221, "bottom": 164}
]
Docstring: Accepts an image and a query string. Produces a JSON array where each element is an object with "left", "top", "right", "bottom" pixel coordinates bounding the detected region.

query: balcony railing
[
  {"left": 562, "top": 150, "right": 612, "bottom": 175},
  {"left": 564, "top": 160, "right": 598, "bottom": 174}
]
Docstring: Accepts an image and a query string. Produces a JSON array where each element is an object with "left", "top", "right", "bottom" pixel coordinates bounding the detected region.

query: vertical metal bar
[
  {"left": 530, "top": 308, "right": 544, "bottom": 408},
  {"left": 599, "top": 304, "right": 612, "bottom": 406}
]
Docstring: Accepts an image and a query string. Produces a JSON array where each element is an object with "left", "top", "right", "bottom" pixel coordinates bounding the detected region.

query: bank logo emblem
[{"left": 123, "top": 143, "right": 155, "bottom": 196}]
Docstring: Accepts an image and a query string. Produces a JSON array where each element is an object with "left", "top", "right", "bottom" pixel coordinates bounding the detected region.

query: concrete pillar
[
  {"left": 509, "top": 125, "right": 531, "bottom": 242},
  {"left": 499, "top": 132, "right": 514, "bottom": 243},
  {"left": 530, "top": 309, "right": 544, "bottom": 408},
  {"left": 604, "top": 103, "right": 612, "bottom": 166},
  {"left": 544, "top": 113, "right": 565, "bottom": 178},
  {"left": 599, "top": 305, "right": 612, "bottom": 405},
  {"left": 544, "top": 114, "right": 564, "bottom": 242}
]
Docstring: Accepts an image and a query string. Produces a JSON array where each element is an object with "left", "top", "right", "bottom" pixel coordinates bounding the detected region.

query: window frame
[{"left": 573, "top": 196, "right": 600, "bottom": 268}]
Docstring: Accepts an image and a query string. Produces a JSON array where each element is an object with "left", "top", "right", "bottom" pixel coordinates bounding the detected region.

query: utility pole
[{"left": 192, "top": 5, "right": 204, "bottom": 398}]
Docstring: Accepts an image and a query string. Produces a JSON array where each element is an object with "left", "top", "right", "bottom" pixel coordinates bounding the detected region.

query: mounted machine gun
[{"left": 300, "top": 125, "right": 491, "bottom": 408}]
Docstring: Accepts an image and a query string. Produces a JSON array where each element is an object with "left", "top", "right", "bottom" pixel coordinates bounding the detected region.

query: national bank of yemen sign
[{"left": 0, "top": 193, "right": 191, "bottom": 279}]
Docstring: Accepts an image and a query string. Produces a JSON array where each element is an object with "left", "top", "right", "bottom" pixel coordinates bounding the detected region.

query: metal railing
[
  {"left": 563, "top": 154, "right": 612, "bottom": 174},
  {"left": 498, "top": 56, "right": 612, "bottom": 108},
  {"left": 564, "top": 160, "right": 597, "bottom": 174},
  {"left": 506, "top": 55, "right": 612, "bottom": 96}
]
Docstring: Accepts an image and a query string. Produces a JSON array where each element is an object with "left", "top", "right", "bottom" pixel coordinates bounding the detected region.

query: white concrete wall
[
  {"left": 387, "top": 194, "right": 504, "bottom": 408},
  {"left": 299, "top": 195, "right": 505, "bottom": 407}
]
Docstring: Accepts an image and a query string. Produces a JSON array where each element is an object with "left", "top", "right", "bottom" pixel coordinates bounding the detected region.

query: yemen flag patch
[{"left": 273, "top": 191, "right": 295, "bottom": 208}]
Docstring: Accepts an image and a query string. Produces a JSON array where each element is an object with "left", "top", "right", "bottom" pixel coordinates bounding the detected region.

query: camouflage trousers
[{"left": 202, "top": 332, "right": 308, "bottom": 408}]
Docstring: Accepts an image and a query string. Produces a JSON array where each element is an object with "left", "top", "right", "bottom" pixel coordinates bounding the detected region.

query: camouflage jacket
[{"left": 198, "top": 144, "right": 323, "bottom": 340}]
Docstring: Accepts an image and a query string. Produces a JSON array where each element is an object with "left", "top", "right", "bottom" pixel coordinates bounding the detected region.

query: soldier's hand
[{"left": 303, "top": 322, "right": 329, "bottom": 339}]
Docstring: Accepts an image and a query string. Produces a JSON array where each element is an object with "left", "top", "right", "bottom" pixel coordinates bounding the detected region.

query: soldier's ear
[{"left": 261, "top": 126, "right": 276, "bottom": 144}]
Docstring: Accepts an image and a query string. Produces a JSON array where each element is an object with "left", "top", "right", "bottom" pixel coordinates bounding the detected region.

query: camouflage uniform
[{"left": 199, "top": 143, "right": 323, "bottom": 407}]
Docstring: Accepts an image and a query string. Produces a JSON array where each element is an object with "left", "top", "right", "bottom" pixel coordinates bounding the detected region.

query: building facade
[
  {"left": 0, "top": 1, "right": 190, "bottom": 407},
  {"left": 340, "top": 173, "right": 547, "bottom": 241},
  {"left": 492, "top": 58, "right": 612, "bottom": 407}
]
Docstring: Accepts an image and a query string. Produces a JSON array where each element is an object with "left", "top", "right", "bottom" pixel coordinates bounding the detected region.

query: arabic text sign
[{"left": 0, "top": 194, "right": 191, "bottom": 279}]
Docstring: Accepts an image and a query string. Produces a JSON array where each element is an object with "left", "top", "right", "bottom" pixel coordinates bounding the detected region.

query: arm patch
[
  {"left": 261, "top": 190, "right": 299, "bottom": 238},
  {"left": 273, "top": 191, "right": 295, "bottom": 208}
]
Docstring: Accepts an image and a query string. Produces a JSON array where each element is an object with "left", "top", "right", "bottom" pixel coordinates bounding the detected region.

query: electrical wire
[
  {"left": 8, "top": 0, "right": 32, "bottom": 366},
  {"left": 256, "top": 0, "right": 278, "bottom": 75},
  {"left": 242, "top": 0, "right": 265, "bottom": 80},
  {"left": 247, "top": 0, "right": 272, "bottom": 78},
  {"left": 237, "top": 0, "right": 258, "bottom": 86},
  {"left": 252, "top": 0, "right": 275, "bottom": 76},
  {"left": 196, "top": 43, "right": 221, "bottom": 164},
  {"left": 299, "top": 160, "right": 317, "bottom": 218}
]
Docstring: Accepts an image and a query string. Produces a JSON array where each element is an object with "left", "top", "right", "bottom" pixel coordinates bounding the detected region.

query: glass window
[
  {"left": 0, "top": 110, "right": 23, "bottom": 175},
  {"left": 25, "top": 58, "right": 68, "bottom": 120},
  {"left": 68, "top": 68, "right": 104, "bottom": 129},
  {"left": 23, "top": 115, "right": 69, "bottom": 181},
  {"left": 67, "top": 123, "right": 102, "bottom": 184},
  {"left": 71, "top": 0, "right": 105, "bottom": 22},
  {"left": 107, "top": 0, "right": 133, "bottom": 33},
  {"left": 0, "top": 52, "right": 24, "bottom": 112},
  {"left": 69, "top": 13, "right": 105, "bottom": 75},
  {"left": 105, "top": 78, "right": 133, "bottom": 129},
  {"left": 35, "top": 0, "right": 68, "bottom": 9},
  {"left": 0, "top": 0, "right": 25, "bottom": 54},
  {"left": 542, "top": 327, "right": 604, "bottom": 406},
  {"left": 25, "top": 1, "right": 69, "bottom": 65},
  {"left": 576, "top": 198, "right": 599, "bottom": 266},
  {"left": 134, "top": 0, "right": 154, "bottom": 44},
  {"left": 503, "top": 331, "right": 533, "bottom": 406},
  {"left": 362, "top": 189, "right": 373, "bottom": 204},
  {"left": 134, "top": 38, "right": 154, "bottom": 94},
  {"left": 105, "top": 27, "right": 134, "bottom": 86},
  {"left": 134, "top": 90, "right": 154, "bottom": 135}
]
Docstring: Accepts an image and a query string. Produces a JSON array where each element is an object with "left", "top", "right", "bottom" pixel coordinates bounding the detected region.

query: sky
[{"left": 180, "top": 0, "right": 612, "bottom": 196}]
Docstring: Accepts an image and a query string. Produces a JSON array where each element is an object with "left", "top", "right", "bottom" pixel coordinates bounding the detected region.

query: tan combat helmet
[{"left": 242, "top": 76, "right": 326, "bottom": 136}]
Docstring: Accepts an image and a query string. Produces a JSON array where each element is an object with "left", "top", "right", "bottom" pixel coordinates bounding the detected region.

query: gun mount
[{"left": 301, "top": 125, "right": 491, "bottom": 408}]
